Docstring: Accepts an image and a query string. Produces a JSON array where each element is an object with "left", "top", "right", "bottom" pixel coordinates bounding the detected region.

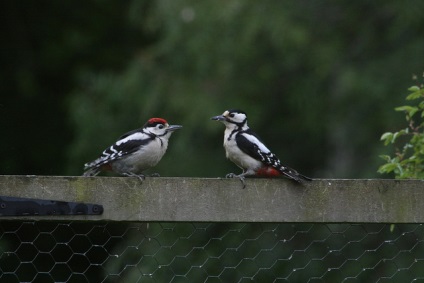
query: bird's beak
[
  {"left": 167, "top": 125, "right": 183, "bottom": 132},
  {"left": 211, "top": 115, "right": 226, "bottom": 121}
]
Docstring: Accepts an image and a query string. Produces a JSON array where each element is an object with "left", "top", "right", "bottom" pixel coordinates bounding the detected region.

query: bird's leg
[
  {"left": 122, "top": 172, "right": 145, "bottom": 182},
  {"left": 225, "top": 172, "right": 247, "bottom": 189}
]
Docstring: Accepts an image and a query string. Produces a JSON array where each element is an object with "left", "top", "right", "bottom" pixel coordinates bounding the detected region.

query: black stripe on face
[
  {"left": 227, "top": 117, "right": 246, "bottom": 128},
  {"left": 227, "top": 109, "right": 246, "bottom": 115},
  {"left": 224, "top": 110, "right": 247, "bottom": 127}
]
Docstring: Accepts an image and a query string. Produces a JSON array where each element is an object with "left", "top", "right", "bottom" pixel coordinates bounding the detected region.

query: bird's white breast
[
  {"left": 223, "top": 129, "right": 262, "bottom": 172},
  {"left": 112, "top": 137, "right": 169, "bottom": 174}
]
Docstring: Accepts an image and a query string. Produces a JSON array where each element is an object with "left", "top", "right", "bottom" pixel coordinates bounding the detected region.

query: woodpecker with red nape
[
  {"left": 211, "top": 109, "right": 311, "bottom": 187},
  {"left": 83, "top": 118, "right": 182, "bottom": 180}
]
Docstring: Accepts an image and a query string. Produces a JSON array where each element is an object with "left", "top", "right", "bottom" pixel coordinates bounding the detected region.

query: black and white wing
[
  {"left": 83, "top": 130, "right": 153, "bottom": 175},
  {"left": 236, "top": 129, "right": 311, "bottom": 182},
  {"left": 235, "top": 129, "right": 278, "bottom": 166}
]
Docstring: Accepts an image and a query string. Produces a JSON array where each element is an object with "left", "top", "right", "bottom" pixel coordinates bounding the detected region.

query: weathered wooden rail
[{"left": 0, "top": 175, "right": 422, "bottom": 222}]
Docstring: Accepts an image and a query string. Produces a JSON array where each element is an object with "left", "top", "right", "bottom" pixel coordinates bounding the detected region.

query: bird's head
[
  {"left": 144, "top": 118, "right": 182, "bottom": 137},
  {"left": 211, "top": 109, "right": 248, "bottom": 129}
]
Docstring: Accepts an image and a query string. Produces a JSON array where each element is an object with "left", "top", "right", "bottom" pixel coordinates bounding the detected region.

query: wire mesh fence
[{"left": 1, "top": 221, "right": 424, "bottom": 282}]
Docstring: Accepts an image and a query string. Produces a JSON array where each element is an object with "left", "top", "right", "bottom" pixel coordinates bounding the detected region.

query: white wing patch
[
  {"left": 116, "top": 132, "right": 146, "bottom": 146},
  {"left": 240, "top": 132, "right": 271, "bottom": 154},
  {"left": 239, "top": 132, "right": 285, "bottom": 170}
]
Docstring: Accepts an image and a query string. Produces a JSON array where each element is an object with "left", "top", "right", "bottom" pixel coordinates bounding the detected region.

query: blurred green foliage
[
  {"left": 379, "top": 75, "right": 424, "bottom": 178},
  {"left": 2, "top": 0, "right": 424, "bottom": 178},
  {"left": 2, "top": 2, "right": 424, "bottom": 281}
]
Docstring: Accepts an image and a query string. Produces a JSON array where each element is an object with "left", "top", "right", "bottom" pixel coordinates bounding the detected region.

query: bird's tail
[
  {"left": 280, "top": 166, "right": 312, "bottom": 183},
  {"left": 82, "top": 166, "right": 101, "bottom": 177}
]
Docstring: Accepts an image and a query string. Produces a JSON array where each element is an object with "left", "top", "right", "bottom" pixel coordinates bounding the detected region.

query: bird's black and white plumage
[
  {"left": 211, "top": 109, "right": 311, "bottom": 184},
  {"left": 83, "top": 118, "right": 182, "bottom": 179}
]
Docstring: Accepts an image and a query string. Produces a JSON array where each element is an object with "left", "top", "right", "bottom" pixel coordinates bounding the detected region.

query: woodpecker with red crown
[
  {"left": 83, "top": 118, "right": 182, "bottom": 180},
  {"left": 211, "top": 109, "right": 311, "bottom": 187}
]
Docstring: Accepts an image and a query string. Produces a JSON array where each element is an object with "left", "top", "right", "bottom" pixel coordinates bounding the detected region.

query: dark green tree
[
  {"left": 0, "top": 0, "right": 152, "bottom": 174},
  {"left": 2, "top": 0, "right": 424, "bottom": 178},
  {"left": 67, "top": 0, "right": 424, "bottom": 178}
]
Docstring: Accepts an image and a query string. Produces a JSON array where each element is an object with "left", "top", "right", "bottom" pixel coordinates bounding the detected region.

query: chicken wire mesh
[{"left": 0, "top": 221, "right": 424, "bottom": 282}]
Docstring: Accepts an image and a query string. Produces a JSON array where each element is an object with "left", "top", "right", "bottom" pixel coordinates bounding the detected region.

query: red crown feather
[{"left": 147, "top": 118, "right": 168, "bottom": 125}]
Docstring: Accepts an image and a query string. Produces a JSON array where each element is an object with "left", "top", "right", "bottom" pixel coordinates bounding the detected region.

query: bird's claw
[
  {"left": 225, "top": 173, "right": 246, "bottom": 189},
  {"left": 238, "top": 176, "right": 246, "bottom": 189},
  {"left": 122, "top": 172, "right": 145, "bottom": 182},
  {"left": 136, "top": 175, "right": 145, "bottom": 182},
  {"left": 149, "top": 173, "right": 160, "bottom": 177}
]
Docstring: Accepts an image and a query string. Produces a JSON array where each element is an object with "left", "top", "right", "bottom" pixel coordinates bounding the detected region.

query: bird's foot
[
  {"left": 225, "top": 173, "right": 246, "bottom": 189},
  {"left": 225, "top": 173, "right": 237, "bottom": 178},
  {"left": 149, "top": 173, "right": 160, "bottom": 177},
  {"left": 122, "top": 172, "right": 145, "bottom": 182}
]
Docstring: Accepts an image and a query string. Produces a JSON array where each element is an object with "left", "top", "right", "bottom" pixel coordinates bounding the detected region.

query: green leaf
[
  {"left": 406, "top": 92, "right": 422, "bottom": 100},
  {"left": 395, "top": 105, "right": 418, "bottom": 113},
  {"left": 396, "top": 164, "right": 404, "bottom": 176},
  {"left": 392, "top": 132, "right": 401, "bottom": 142},
  {"left": 408, "top": 86, "right": 420, "bottom": 92},
  {"left": 380, "top": 132, "right": 393, "bottom": 140},
  {"left": 406, "top": 86, "right": 422, "bottom": 100},
  {"left": 392, "top": 129, "right": 408, "bottom": 143},
  {"left": 380, "top": 132, "right": 393, "bottom": 145},
  {"left": 379, "top": 155, "right": 392, "bottom": 162},
  {"left": 378, "top": 163, "right": 398, "bottom": 173},
  {"left": 395, "top": 105, "right": 419, "bottom": 117}
]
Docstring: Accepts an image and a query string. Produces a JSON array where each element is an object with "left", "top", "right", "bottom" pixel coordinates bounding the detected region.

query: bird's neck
[{"left": 224, "top": 123, "right": 249, "bottom": 141}]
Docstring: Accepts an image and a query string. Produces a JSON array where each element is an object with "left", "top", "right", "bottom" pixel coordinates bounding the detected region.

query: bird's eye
[
  {"left": 158, "top": 124, "right": 164, "bottom": 129},
  {"left": 229, "top": 113, "right": 235, "bottom": 118}
]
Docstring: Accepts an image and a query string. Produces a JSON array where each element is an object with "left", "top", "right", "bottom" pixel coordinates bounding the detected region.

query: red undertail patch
[
  {"left": 100, "top": 163, "right": 113, "bottom": 172},
  {"left": 255, "top": 167, "right": 282, "bottom": 177}
]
